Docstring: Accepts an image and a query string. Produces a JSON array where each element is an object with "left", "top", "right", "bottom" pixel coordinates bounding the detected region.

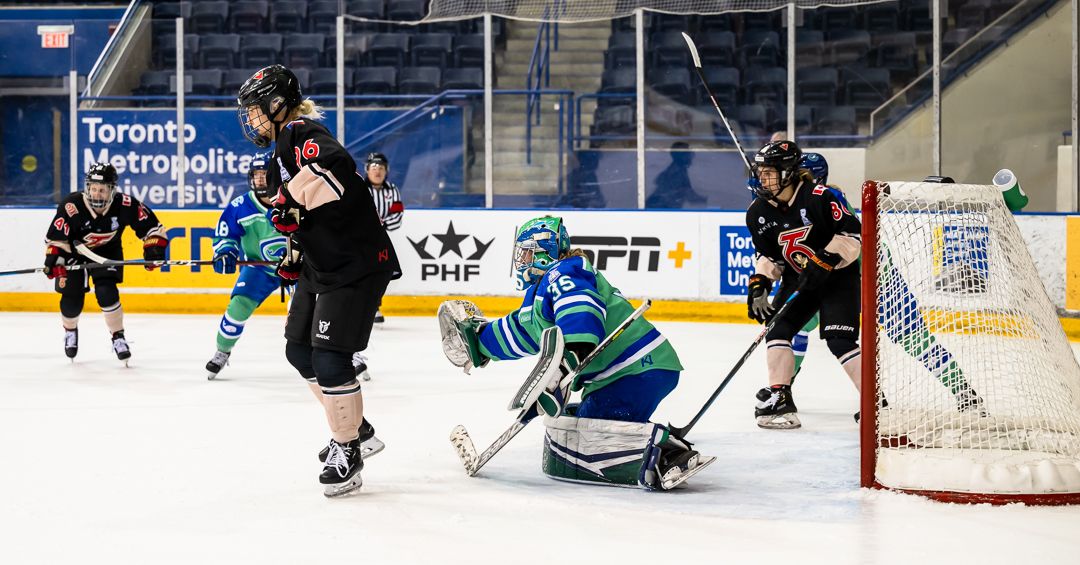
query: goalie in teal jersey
[
  {"left": 204, "top": 152, "right": 288, "bottom": 379},
  {"left": 440, "top": 216, "right": 715, "bottom": 490}
]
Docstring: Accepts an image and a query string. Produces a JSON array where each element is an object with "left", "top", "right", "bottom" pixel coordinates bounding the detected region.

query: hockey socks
[{"left": 215, "top": 295, "right": 259, "bottom": 353}]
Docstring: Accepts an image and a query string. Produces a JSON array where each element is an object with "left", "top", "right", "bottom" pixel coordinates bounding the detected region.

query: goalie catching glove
[{"left": 438, "top": 300, "right": 491, "bottom": 374}]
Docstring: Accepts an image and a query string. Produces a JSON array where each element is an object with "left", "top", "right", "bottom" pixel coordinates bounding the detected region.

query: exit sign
[{"left": 38, "top": 25, "right": 74, "bottom": 49}]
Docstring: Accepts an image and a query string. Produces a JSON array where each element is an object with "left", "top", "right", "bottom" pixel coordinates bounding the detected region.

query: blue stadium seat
[
  {"left": 241, "top": 34, "right": 283, "bottom": 68},
  {"left": 454, "top": 34, "right": 486, "bottom": 68},
  {"left": 795, "top": 29, "right": 825, "bottom": 67},
  {"left": 700, "top": 67, "right": 739, "bottom": 109},
  {"left": 698, "top": 13, "right": 734, "bottom": 33},
  {"left": 743, "top": 66, "right": 786, "bottom": 106},
  {"left": 739, "top": 30, "right": 781, "bottom": 68},
  {"left": 411, "top": 33, "right": 453, "bottom": 67},
  {"left": 229, "top": 1, "right": 269, "bottom": 35},
  {"left": 153, "top": 2, "right": 191, "bottom": 20},
  {"left": 958, "top": 0, "right": 991, "bottom": 29},
  {"left": 387, "top": 0, "right": 427, "bottom": 22},
  {"left": 827, "top": 29, "right": 871, "bottom": 66},
  {"left": 154, "top": 34, "right": 198, "bottom": 69},
  {"left": 223, "top": 69, "right": 255, "bottom": 96},
  {"left": 592, "top": 105, "right": 635, "bottom": 136},
  {"left": 942, "top": 28, "right": 976, "bottom": 55},
  {"left": 398, "top": 67, "right": 442, "bottom": 95},
  {"left": 441, "top": 68, "right": 483, "bottom": 90},
  {"left": 605, "top": 32, "right": 636, "bottom": 68},
  {"left": 136, "top": 70, "right": 172, "bottom": 96},
  {"left": 651, "top": 13, "right": 687, "bottom": 33},
  {"left": 271, "top": 1, "right": 308, "bottom": 34},
  {"left": 741, "top": 11, "right": 778, "bottom": 32},
  {"left": 324, "top": 34, "right": 373, "bottom": 68},
  {"left": 198, "top": 34, "right": 241, "bottom": 69},
  {"left": 189, "top": 1, "right": 229, "bottom": 34},
  {"left": 813, "top": 105, "right": 857, "bottom": 135},
  {"left": 767, "top": 105, "right": 812, "bottom": 134},
  {"left": 874, "top": 32, "right": 917, "bottom": 79},
  {"left": 353, "top": 67, "right": 397, "bottom": 95},
  {"left": 651, "top": 31, "right": 691, "bottom": 67},
  {"left": 650, "top": 67, "right": 690, "bottom": 104},
  {"left": 283, "top": 34, "right": 324, "bottom": 69},
  {"left": 734, "top": 104, "right": 767, "bottom": 132},
  {"left": 187, "top": 69, "right": 223, "bottom": 95},
  {"left": 796, "top": 67, "right": 838, "bottom": 106},
  {"left": 697, "top": 31, "right": 736, "bottom": 68},
  {"left": 903, "top": 3, "right": 931, "bottom": 31},
  {"left": 817, "top": 7, "right": 859, "bottom": 32},
  {"left": 367, "top": 34, "right": 410, "bottom": 67},
  {"left": 309, "top": 68, "right": 354, "bottom": 95},
  {"left": 842, "top": 67, "right": 891, "bottom": 109},
  {"left": 863, "top": 3, "right": 900, "bottom": 33},
  {"left": 308, "top": 0, "right": 341, "bottom": 35},
  {"left": 600, "top": 68, "right": 636, "bottom": 95},
  {"left": 346, "top": 0, "right": 384, "bottom": 33}
]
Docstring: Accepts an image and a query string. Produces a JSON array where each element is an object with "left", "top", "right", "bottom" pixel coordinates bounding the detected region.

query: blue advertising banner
[
  {"left": 719, "top": 225, "right": 755, "bottom": 296},
  {"left": 76, "top": 107, "right": 464, "bottom": 209}
]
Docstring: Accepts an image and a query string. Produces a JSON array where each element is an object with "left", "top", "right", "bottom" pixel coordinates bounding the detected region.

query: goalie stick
[
  {"left": 681, "top": 32, "right": 754, "bottom": 173},
  {"left": 450, "top": 299, "right": 652, "bottom": 477},
  {"left": 668, "top": 287, "right": 804, "bottom": 440}
]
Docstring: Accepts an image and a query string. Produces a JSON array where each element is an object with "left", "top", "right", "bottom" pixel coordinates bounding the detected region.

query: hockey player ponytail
[{"left": 290, "top": 99, "right": 325, "bottom": 122}]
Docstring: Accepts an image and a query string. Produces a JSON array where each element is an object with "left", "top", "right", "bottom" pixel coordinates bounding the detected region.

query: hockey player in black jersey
[
  {"left": 43, "top": 163, "right": 169, "bottom": 364},
  {"left": 744, "top": 141, "right": 862, "bottom": 429},
  {"left": 238, "top": 64, "right": 400, "bottom": 497},
  {"left": 359, "top": 151, "right": 403, "bottom": 329}
]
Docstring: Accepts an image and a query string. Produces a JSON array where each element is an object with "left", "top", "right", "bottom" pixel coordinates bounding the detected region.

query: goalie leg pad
[
  {"left": 542, "top": 415, "right": 659, "bottom": 488},
  {"left": 437, "top": 299, "right": 490, "bottom": 374}
]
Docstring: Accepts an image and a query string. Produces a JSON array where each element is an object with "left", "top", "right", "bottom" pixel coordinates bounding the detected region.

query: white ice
[{"left": 1, "top": 312, "right": 1078, "bottom": 564}]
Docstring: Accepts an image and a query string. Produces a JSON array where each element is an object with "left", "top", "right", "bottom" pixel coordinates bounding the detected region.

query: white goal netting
[
  {"left": 866, "top": 181, "right": 1080, "bottom": 500},
  {"left": 423, "top": 0, "right": 893, "bottom": 22}
]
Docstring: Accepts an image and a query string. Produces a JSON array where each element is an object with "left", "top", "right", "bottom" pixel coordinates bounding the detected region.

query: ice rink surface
[{"left": 1, "top": 311, "right": 1079, "bottom": 564}]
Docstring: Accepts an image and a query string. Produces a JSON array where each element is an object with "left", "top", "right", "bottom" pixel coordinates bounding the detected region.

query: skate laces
[
  {"left": 351, "top": 352, "right": 368, "bottom": 368},
  {"left": 112, "top": 335, "right": 129, "bottom": 354},
  {"left": 211, "top": 350, "right": 230, "bottom": 367},
  {"left": 64, "top": 331, "right": 77, "bottom": 348},
  {"left": 324, "top": 440, "right": 351, "bottom": 477}
]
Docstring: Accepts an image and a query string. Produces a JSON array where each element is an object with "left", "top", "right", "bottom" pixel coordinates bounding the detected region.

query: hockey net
[
  {"left": 861, "top": 180, "right": 1080, "bottom": 504},
  {"left": 422, "top": 1, "right": 891, "bottom": 22}
]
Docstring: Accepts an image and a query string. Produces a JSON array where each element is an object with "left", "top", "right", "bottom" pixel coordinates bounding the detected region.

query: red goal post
[{"left": 860, "top": 179, "right": 1080, "bottom": 505}]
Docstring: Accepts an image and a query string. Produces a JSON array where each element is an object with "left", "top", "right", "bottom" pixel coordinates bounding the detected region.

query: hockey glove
[
  {"left": 747, "top": 274, "right": 774, "bottom": 324},
  {"left": 142, "top": 236, "right": 169, "bottom": 270},
  {"left": 276, "top": 247, "right": 303, "bottom": 286},
  {"left": 796, "top": 251, "right": 842, "bottom": 291},
  {"left": 270, "top": 208, "right": 300, "bottom": 234},
  {"left": 213, "top": 247, "right": 239, "bottom": 275},
  {"left": 43, "top": 245, "right": 71, "bottom": 279},
  {"left": 537, "top": 342, "right": 592, "bottom": 418}
]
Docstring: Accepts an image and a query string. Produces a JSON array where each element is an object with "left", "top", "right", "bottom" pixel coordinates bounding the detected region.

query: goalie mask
[
  {"left": 248, "top": 151, "right": 272, "bottom": 199},
  {"left": 84, "top": 162, "right": 118, "bottom": 210},
  {"left": 237, "top": 65, "right": 302, "bottom": 148},
  {"left": 751, "top": 140, "right": 802, "bottom": 199},
  {"left": 512, "top": 216, "right": 570, "bottom": 291}
]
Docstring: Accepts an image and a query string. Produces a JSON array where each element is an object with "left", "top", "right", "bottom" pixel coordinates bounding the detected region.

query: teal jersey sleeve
[
  {"left": 477, "top": 288, "right": 542, "bottom": 361},
  {"left": 539, "top": 257, "right": 606, "bottom": 347}
]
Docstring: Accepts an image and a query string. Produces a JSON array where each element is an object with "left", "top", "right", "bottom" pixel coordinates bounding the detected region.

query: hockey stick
[
  {"left": 668, "top": 286, "right": 805, "bottom": 440},
  {"left": 681, "top": 32, "right": 754, "bottom": 173},
  {"left": 450, "top": 299, "right": 653, "bottom": 476},
  {"left": 0, "top": 259, "right": 275, "bottom": 277}
]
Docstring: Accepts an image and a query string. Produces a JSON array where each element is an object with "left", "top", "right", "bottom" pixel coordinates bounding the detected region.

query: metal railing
[{"left": 525, "top": 20, "right": 558, "bottom": 164}]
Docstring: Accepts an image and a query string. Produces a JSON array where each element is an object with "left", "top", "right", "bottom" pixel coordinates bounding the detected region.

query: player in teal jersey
[
  {"left": 442, "top": 216, "right": 713, "bottom": 489},
  {"left": 204, "top": 152, "right": 288, "bottom": 379}
]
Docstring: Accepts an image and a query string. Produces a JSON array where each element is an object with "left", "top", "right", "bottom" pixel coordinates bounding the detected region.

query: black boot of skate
[
  {"left": 205, "top": 350, "right": 231, "bottom": 380},
  {"left": 320, "top": 438, "right": 364, "bottom": 497},
  {"left": 319, "top": 418, "right": 384, "bottom": 462},
  {"left": 64, "top": 328, "right": 78, "bottom": 360},
  {"left": 854, "top": 396, "right": 889, "bottom": 423},
  {"left": 111, "top": 331, "right": 131, "bottom": 365},
  {"left": 755, "top": 384, "right": 801, "bottom": 429},
  {"left": 955, "top": 387, "right": 987, "bottom": 416}
]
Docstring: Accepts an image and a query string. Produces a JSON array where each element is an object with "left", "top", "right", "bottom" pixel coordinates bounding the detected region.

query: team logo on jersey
[
  {"left": 408, "top": 222, "right": 493, "bottom": 282},
  {"left": 316, "top": 320, "right": 331, "bottom": 340},
  {"left": 777, "top": 226, "right": 814, "bottom": 273},
  {"left": 82, "top": 231, "right": 117, "bottom": 248},
  {"left": 65, "top": 202, "right": 78, "bottom": 217},
  {"left": 110, "top": 217, "right": 119, "bottom": 231}
]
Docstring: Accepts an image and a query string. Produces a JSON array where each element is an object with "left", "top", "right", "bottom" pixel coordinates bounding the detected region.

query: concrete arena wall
[{"left": 2, "top": 208, "right": 1080, "bottom": 338}]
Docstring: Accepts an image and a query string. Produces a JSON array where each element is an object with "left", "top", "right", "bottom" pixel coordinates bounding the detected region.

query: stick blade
[
  {"left": 449, "top": 424, "right": 480, "bottom": 475},
  {"left": 681, "top": 32, "right": 701, "bottom": 68}
]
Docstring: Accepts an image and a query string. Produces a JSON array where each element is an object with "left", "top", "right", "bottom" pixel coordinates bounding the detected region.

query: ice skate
[
  {"left": 373, "top": 309, "right": 384, "bottom": 324},
  {"left": 111, "top": 330, "right": 131, "bottom": 367},
  {"left": 319, "top": 418, "right": 384, "bottom": 462},
  {"left": 657, "top": 449, "right": 716, "bottom": 490},
  {"left": 320, "top": 438, "right": 363, "bottom": 497},
  {"left": 64, "top": 328, "right": 78, "bottom": 361},
  {"left": 205, "top": 350, "right": 230, "bottom": 380},
  {"left": 352, "top": 352, "right": 371, "bottom": 381},
  {"left": 854, "top": 396, "right": 889, "bottom": 423},
  {"left": 755, "top": 385, "right": 801, "bottom": 429},
  {"left": 955, "top": 387, "right": 987, "bottom": 416}
]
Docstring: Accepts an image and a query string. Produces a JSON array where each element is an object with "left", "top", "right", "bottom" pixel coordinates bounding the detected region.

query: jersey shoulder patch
[
  {"left": 64, "top": 202, "right": 78, "bottom": 217},
  {"left": 230, "top": 195, "right": 247, "bottom": 207}
]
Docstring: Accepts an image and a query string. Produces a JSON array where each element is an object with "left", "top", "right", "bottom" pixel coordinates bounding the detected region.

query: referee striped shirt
[{"left": 368, "top": 181, "right": 403, "bottom": 231}]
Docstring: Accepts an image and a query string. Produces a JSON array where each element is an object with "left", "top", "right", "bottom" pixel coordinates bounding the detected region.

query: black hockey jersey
[
  {"left": 271, "top": 117, "right": 401, "bottom": 292},
  {"left": 45, "top": 192, "right": 165, "bottom": 261},
  {"left": 745, "top": 179, "right": 861, "bottom": 285}
]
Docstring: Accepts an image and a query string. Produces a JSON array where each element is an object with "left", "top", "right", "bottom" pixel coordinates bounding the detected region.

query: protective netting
[
  {"left": 423, "top": 0, "right": 892, "bottom": 22},
  {"left": 870, "top": 181, "right": 1080, "bottom": 497}
]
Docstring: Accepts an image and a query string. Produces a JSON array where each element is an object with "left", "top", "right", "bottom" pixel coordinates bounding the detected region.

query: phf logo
[
  {"left": 407, "top": 221, "right": 493, "bottom": 282},
  {"left": 319, "top": 320, "right": 330, "bottom": 334}
]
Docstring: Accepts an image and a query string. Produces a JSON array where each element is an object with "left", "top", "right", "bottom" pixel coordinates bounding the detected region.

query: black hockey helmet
[
  {"left": 365, "top": 152, "right": 389, "bottom": 169},
  {"left": 84, "top": 162, "right": 118, "bottom": 209},
  {"left": 248, "top": 151, "right": 272, "bottom": 198},
  {"left": 237, "top": 65, "right": 303, "bottom": 148},
  {"left": 751, "top": 140, "right": 802, "bottom": 198}
]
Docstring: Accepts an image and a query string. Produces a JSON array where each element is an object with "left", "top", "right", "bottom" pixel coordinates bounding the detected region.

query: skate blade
[
  {"left": 757, "top": 413, "right": 801, "bottom": 430},
  {"left": 207, "top": 372, "right": 217, "bottom": 381},
  {"left": 323, "top": 474, "right": 363, "bottom": 498},
  {"left": 360, "top": 436, "right": 385, "bottom": 460},
  {"left": 660, "top": 455, "right": 717, "bottom": 490},
  {"left": 361, "top": 372, "right": 372, "bottom": 382},
  {"left": 449, "top": 425, "right": 479, "bottom": 474}
]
